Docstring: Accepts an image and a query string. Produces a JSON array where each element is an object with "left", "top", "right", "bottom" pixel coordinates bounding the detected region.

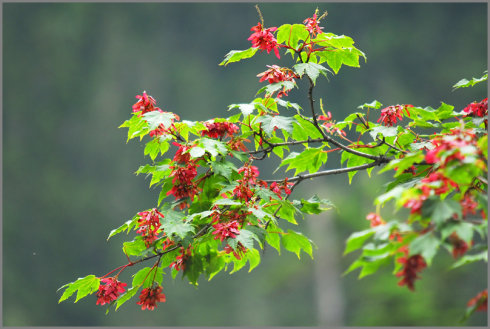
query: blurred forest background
[{"left": 3, "top": 2, "right": 487, "bottom": 326}]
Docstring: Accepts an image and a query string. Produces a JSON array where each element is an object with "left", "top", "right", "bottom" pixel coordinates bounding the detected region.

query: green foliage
[
  {"left": 281, "top": 229, "right": 314, "bottom": 259},
  {"left": 452, "top": 71, "right": 487, "bottom": 89},
  {"left": 219, "top": 47, "right": 258, "bottom": 66},
  {"left": 58, "top": 275, "right": 100, "bottom": 303},
  {"left": 293, "top": 62, "right": 331, "bottom": 85},
  {"left": 59, "top": 9, "right": 487, "bottom": 322}
]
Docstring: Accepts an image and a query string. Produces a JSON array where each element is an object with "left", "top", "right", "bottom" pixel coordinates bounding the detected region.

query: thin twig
[{"left": 264, "top": 158, "right": 390, "bottom": 184}]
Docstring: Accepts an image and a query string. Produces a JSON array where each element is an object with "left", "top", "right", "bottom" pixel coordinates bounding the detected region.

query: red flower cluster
[
  {"left": 317, "top": 112, "right": 347, "bottom": 136},
  {"left": 170, "top": 246, "right": 192, "bottom": 271},
  {"left": 460, "top": 193, "right": 478, "bottom": 218},
  {"left": 318, "top": 111, "right": 332, "bottom": 121},
  {"left": 448, "top": 233, "right": 470, "bottom": 258},
  {"left": 303, "top": 13, "right": 324, "bottom": 36},
  {"left": 233, "top": 164, "right": 260, "bottom": 202},
  {"left": 201, "top": 121, "right": 239, "bottom": 139},
  {"left": 420, "top": 172, "right": 458, "bottom": 196},
  {"left": 212, "top": 220, "right": 240, "bottom": 242},
  {"left": 149, "top": 119, "right": 180, "bottom": 138},
  {"left": 172, "top": 142, "right": 192, "bottom": 163},
  {"left": 96, "top": 277, "right": 127, "bottom": 306},
  {"left": 136, "top": 208, "right": 165, "bottom": 247},
  {"left": 467, "top": 289, "right": 488, "bottom": 312},
  {"left": 137, "top": 286, "right": 166, "bottom": 311},
  {"left": 366, "top": 212, "right": 385, "bottom": 227},
  {"left": 463, "top": 98, "right": 488, "bottom": 118},
  {"left": 268, "top": 178, "right": 293, "bottom": 200},
  {"left": 248, "top": 23, "right": 281, "bottom": 59},
  {"left": 228, "top": 137, "right": 249, "bottom": 152},
  {"left": 167, "top": 164, "right": 199, "bottom": 210},
  {"left": 257, "top": 65, "right": 298, "bottom": 84},
  {"left": 425, "top": 128, "right": 479, "bottom": 167},
  {"left": 377, "top": 104, "right": 413, "bottom": 127},
  {"left": 167, "top": 143, "right": 200, "bottom": 209},
  {"left": 396, "top": 254, "right": 427, "bottom": 291},
  {"left": 132, "top": 91, "right": 162, "bottom": 115},
  {"left": 403, "top": 172, "right": 458, "bottom": 214}
]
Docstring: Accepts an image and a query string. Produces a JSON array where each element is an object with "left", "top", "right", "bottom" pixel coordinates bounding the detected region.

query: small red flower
[
  {"left": 463, "top": 98, "right": 488, "bottom": 118},
  {"left": 467, "top": 289, "right": 488, "bottom": 312},
  {"left": 212, "top": 220, "right": 240, "bottom": 242},
  {"left": 136, "top": 208, "right": 165, "bottom": 247},
  {"left": 366, "top": 212, "right": 385, "bottom": 227},
  {"left": 461, "top": 194, "right": 478, "bottom": 218},
  {"left": 420, "top": 172, "right": 458, "bottom": 196},
  {"left": 137, "top": 286, "right": 166, "bottom": 311},
  {"left": 425, "top": 128, "right": 479, "bottom": 167},
  {"left": 269, "top": 178, "right": 294, "bottom": 200},
  {"left": 377, "top": 104, "right": 413, "bottom": 127},
  {"left": 170, "top": 246, "right": 192, "bottom": 271},
  {"left": 318, "top": 111, "right": 332, "bottom": 121},
  {"left": 132, "top": 91, "right": 162, "bottom": 115},
  {"left": 257, "top": 65, "right": 297, "bottom": 84},
  {"left": 172, "top": 142, "right": 193, "bottom": 163},
  {"left": 322, "top": 122, "right": 346, "bottom": 137},
  {"left": 303, "top": 13, "right": 324, "bottom": 36},
  {"left": 396, "top": 254, "right": 426, "bottom": 291},
  {"left": 228, "top": 137, "right": 249, "bottom": 152},
  {"left": 403, "top": 197, "right": 425, "bottom": 214},
  {"left": 238, "top": 165, "right": 260, "bottom": 185},
  {"left": 248, "top": 23, "right": 281, "bottom": 59},
  {"left": 96, "top": 277, "right": 127, "bottom": 306},
  {"left": 201, "top": 121, "right": 239, "bottom": 139},
  {"left": 448, "top": 233, "right": 470, "bottom": 258}
]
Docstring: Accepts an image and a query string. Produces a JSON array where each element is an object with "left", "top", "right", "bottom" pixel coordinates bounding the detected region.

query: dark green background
[{"left": 3, "top": 2, "right": 487, "bottom": 326}]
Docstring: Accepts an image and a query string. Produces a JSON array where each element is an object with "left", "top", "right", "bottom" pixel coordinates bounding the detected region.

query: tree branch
[{"left": 264, "top": 158, "right": 391, "bottom": 184}]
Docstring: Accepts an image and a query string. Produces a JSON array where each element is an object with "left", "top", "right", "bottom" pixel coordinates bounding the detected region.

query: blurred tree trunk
[{"left": 309, "top": 212, "right": 345, "bottom": 326}]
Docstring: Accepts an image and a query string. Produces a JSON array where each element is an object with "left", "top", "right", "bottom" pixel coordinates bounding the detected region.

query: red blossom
[
  {"left": 269, "top": 178, "right": 294, "bottom": 200},
  {"left": 467, "top": 289, "right": 488, "bottom": 312},
  {"left": 228, "top": 137, "right": 249, "bottom": 152},
  {"left": 149, "top": 122, "right": 179, "bottom": 138},
  {"left": 170, "top": 246, "right": 192, "bottom": 271},
  {"left": 257, "top": 65, "right": 297, "bottom": 84},
  {"left": 377, "top": 104, "right": 413, "bottom": 127},
  {"left": 248, "top": 23, "right": 281, "bottom": 59},
  {"left": 201, "top": 121, "right": 239, "bottom": 139},
  {"left": 96, "top": 277, "right": 127, "bottom": 306},
  {"left": 212, "top": 220, "right": 240, "bottom": 242},
  {"left": 420, "top": 172, "right": 458, "bottom": 196},
  {"left": 232, "top": 164, "right": 260, "bottom": 202},
  {"left": 448, "top": 233, "right": 470, "bottom": 258},
  {"left": 132, "top": 91, "right": 162, "bottom": 115},
  {"left": 136, "top": 286, "right": 166, "bottom": 311},
  {"left": 461, "top": 194, "right": 478, "bottom": 218},
  {"left": 463, "top": 98, "right": 488, "bottom": 118},
  {"left": 318, "top": 111, "right": 332, "bottom": 121},
  {"left": 425, "top": 128, "right": 479, "bottom": 167},
  {"left": 166, "top": 147, "right": 200, "bottom": 209},
  {"left": 136, "top": 208, "right": 165, "bottom": 247},
  {"left": 366, "top": 212, "right": 385, "bottom": 227},
  {"left": 322, "top": 122, "right": 346, "bottom": 137},
  {"left": 172, "top": 142, "right": 193, "bottom": 163},
  {"left": 238, "top": 164, "right": 260, "bottom": 185},
  {"left": 303, "top": 13, "right": 324, "bottom": 36},
  {"left": 396, "top": 254, "right": 426, "bottom": 291},
  {"left": 403, "top": 197, "right": 425, "bottom": 214}
]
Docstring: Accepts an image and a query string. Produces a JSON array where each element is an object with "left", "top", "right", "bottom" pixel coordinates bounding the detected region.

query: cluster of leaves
[
  {"left": 58, "top": 7, "right": 487, "bottom": 320},
  {"left": 343, "top": 80, "right": 488, "bottom": 318}
]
